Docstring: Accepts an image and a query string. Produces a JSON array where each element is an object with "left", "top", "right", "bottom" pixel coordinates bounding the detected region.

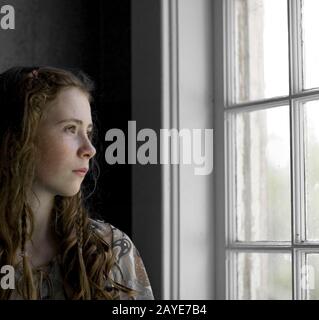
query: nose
[{"left": 78, "top": 136, "right": 96, "bottom": 160}]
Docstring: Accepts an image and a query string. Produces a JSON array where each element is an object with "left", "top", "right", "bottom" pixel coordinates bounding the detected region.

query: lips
[
  {"left": 73, "top": 168, "right": 88, "bottom": 174},
  {"left": 72, "top": 168, "right": 88, "bottom": 177}
]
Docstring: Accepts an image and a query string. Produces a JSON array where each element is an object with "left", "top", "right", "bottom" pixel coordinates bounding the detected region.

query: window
[{"left": 219, "top": 0, "right": 319, "bottom": 299}]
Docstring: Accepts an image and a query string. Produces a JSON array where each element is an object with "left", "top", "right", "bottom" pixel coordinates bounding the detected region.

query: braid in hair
[
  {"left": 76, "top": 207, "right": 91, "bottom": 299},
  {"left": 20, "top": 210, "right": 37, "bottom": 299}
]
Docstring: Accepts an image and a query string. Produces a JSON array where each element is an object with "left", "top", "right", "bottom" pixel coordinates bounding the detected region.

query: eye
[{"left": 64, "top": 125, "right": 77, "bottom": 133}]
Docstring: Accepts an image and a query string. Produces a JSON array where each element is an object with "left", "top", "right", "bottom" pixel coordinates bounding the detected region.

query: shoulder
[
  {"left": 88, "top": 218, "right": 142, "bottom": 265},
  {"left": 88, "top": 218, "right": 132, "bottom": 250},
  {"left": 88, "top": 218, "right": 154, "bottom": 300},
  {"left": 89, "top": 218, "right": 113, "bottom": 245}
]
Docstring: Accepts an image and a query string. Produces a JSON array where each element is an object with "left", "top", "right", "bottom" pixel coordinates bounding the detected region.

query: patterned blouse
[{"left": 11, "top": 219, "right": 154, "bottom": 300}]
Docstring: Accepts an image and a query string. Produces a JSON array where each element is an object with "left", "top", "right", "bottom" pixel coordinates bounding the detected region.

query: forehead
[{"left": 42, "top": 87, "right": 92, "bottom": 123}]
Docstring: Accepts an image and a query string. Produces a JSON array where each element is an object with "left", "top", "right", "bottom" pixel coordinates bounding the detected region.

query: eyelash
[{"left": 65, "top": 125, "right": 93, "bottom": 141}]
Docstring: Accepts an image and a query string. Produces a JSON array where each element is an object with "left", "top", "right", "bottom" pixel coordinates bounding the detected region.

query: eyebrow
[{"left": 56, "top": 118, "right": 93, "bottom": 129}]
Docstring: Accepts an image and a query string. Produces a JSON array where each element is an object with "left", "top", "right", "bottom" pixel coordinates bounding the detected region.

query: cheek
[{"left": 36, "top": 137, "right": 75, "bottom": 175}]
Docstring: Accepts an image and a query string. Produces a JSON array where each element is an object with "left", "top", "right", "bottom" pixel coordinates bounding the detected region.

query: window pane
[
  {"left": 304, "top": 101, "right": 319, "bottom": 240},
  {"left": 235, "top": 106, "right": 291, "bottom": 241},
  {"left": 234, "top": 252, "right": 292, "bottom": 299},
  {"left": 302, "top": 0, "right": 319, "bottom": 90},
  {"left": 232, "top": 0, "right": 289, "bottom": 103},
  {"left": 304, "top": 254, "right": 319, "bottom": 299}
]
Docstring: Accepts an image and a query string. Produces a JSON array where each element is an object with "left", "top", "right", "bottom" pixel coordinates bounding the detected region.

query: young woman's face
[{"left": 33, "top": 87, "right": 96, "bottom": 197}]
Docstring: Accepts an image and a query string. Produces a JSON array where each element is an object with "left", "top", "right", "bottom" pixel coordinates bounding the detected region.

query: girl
[{"left": 0, "top": 66, "right": 154, "bottom": 300}]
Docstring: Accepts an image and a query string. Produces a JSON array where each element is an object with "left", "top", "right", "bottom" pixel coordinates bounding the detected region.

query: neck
[{"left": 28, "top": 189, "right": 54, "bottom": 242}]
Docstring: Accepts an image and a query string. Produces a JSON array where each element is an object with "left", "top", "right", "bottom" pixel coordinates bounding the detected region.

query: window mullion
[
  {"left": 289, "top": 0, "right": 303, "bottom": 94},
  {"left": 224, "top": 0, "right": 237, "bottom": 300},
  {"left": 289, "top": 0, "right": 305, "bottom": 300},
  {"left": 214, "top": 0, "right": 228, "bottom": 300},
  {"left": 225, "top": 112, "right": 236, "bottom": 299},
  {"left": 294, "top": 249, "right": 303, "bottom": 299},
  {"left": 225, "top": 0, "right": 235, "bottom": 106}
]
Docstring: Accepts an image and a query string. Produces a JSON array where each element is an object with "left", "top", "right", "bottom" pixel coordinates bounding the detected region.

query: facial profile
[{"left": 33, "top": 87, "right": 96, "bottom": 197}]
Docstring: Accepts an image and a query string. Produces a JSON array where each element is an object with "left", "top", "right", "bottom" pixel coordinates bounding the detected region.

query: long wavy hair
[{"left": 0, "top": 66, "right": 137, "bottom": 300}]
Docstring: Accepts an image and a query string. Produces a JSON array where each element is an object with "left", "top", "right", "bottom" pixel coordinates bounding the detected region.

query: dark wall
[
  {"left": 0, "top": 0, "right": 132, "bottom": 236},
  {"left": 131, "top": 0, "right": 162, "bottom": 300}
]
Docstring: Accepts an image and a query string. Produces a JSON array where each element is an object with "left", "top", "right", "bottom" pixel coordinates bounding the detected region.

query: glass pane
[
  {"left": 302, "top": 0, "right": 319, "bottom": 90},
  {"left": 235, "top": 252, "right": 292, "bottom": 299},
  {"left": 232, "top": 0, "right": 289, "bottom": 103},
  {"left": 235, "top": 106, "right": 291, "bottom": 241},
  {"left": 304, "top": 254, "right": 319, "bottom": 300},
  {"left": 304, "top": 101, "right": 319, "bottom": 240}
]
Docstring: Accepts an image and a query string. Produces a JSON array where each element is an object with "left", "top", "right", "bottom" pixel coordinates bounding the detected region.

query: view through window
[{"left": 225, "top": 0, "right": 319, "bottom": 299}]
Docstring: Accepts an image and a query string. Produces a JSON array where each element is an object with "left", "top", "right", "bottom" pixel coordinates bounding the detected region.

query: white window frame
[
  {"left": 132, "top": 0, "right": 214, "bottom": 300},
  {"left": 213, "top": 0, "right": 319, "bottom": 300}
]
